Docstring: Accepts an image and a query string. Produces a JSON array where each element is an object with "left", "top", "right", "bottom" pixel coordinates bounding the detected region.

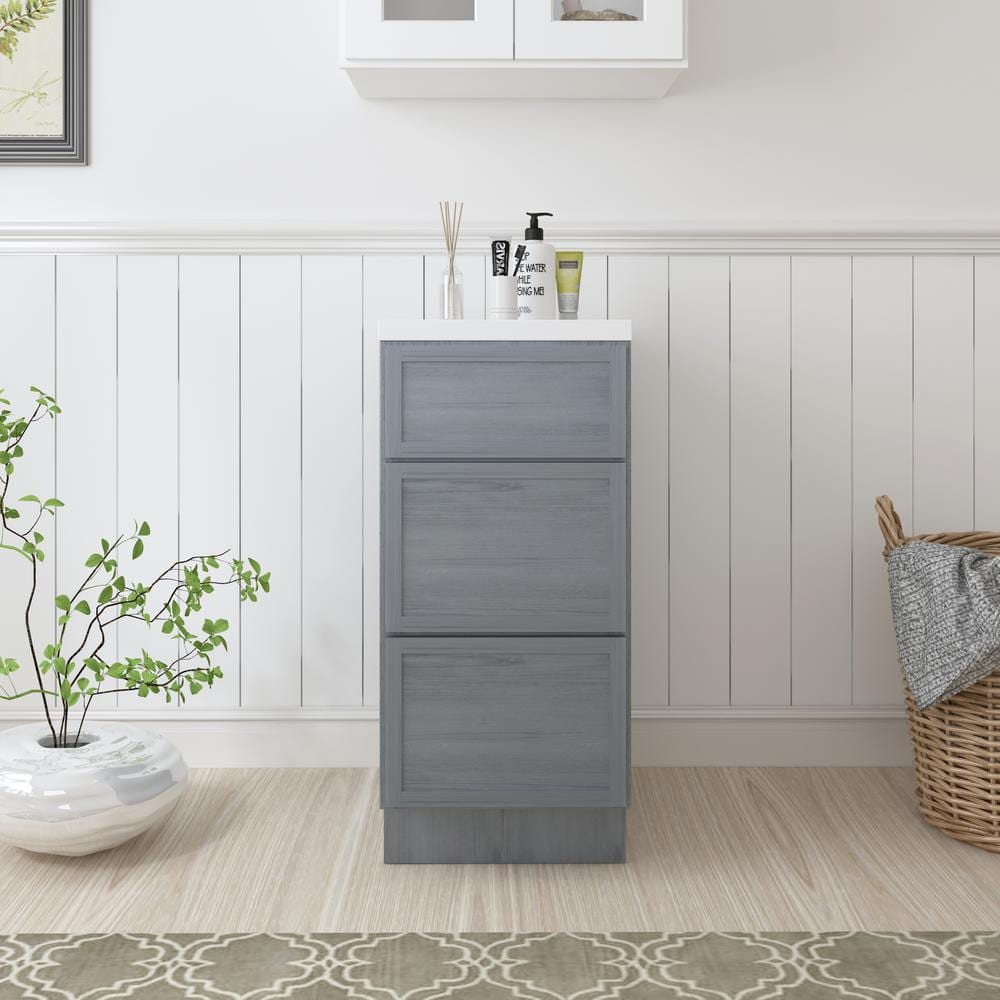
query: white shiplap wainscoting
[{"left": 2, "top": 226, "right": 998, "bottom": 766}]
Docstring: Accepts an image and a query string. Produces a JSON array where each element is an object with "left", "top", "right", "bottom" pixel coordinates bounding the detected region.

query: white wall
[
  {"left": 2, "top": 0, "right": 1000, "bottom": 226},
  {"left": 1, "top": 0, "right": 997, "bottom": 765}
]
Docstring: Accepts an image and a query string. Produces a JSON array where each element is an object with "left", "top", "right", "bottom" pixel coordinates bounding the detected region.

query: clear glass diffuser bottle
[{"left": 440, "top": 266, "right": 464, "bottom": 320}]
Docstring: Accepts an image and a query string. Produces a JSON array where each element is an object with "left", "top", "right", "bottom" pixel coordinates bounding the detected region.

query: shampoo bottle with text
[{"left": 517, "top": 212, "right": 557, "bottom": 320}]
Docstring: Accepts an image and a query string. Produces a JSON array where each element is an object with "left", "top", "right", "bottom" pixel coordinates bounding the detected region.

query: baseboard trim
[{"left": 0, "top": 707, "right": 911, "bottom": 767}]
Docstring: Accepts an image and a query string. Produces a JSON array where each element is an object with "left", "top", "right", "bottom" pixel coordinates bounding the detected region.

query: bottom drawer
[{"left": 382, "top": 637, "right": 627, "bottom": 808}]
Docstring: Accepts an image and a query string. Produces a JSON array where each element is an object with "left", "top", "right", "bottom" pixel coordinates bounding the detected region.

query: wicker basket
[{"left": 876, "top": 495, "right": 1000, "bottom": 852}]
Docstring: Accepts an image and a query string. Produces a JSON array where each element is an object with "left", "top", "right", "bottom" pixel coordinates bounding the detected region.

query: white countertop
[{"left": 379, "top": 320, "right": 631, "bottom": 342}]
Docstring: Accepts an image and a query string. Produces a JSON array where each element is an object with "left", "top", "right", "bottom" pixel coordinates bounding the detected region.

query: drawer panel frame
[
  {"left": 383, "top": 461, "right": 628, "bottom": 635},
  {"left": 382, "top": 341, "right": 628, "bottom": 460},
  {"left": 382, "top": 636, "right": 628, "bottom": 808}
]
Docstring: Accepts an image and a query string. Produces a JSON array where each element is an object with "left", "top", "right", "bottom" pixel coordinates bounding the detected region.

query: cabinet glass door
[
  {"left": 346, "top": 1, "right": 515, "bottom": 61},
  {"left": 515, "top": 0, "right": 684, "bottom": 61}
]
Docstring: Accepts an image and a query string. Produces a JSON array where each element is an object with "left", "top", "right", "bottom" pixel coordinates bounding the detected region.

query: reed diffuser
[{"left": 439, "top": 201, "right": 464, "bottom": 320}]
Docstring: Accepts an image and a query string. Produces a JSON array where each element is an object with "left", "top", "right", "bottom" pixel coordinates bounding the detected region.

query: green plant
[
  {"left": 0, "top": 386, "right": 270, "bottom": 748},
  {"left": 0, "top": 0, "right": 57, "bottom": 63}
]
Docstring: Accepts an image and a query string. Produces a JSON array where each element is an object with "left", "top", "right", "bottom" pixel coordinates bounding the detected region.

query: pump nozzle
[{"left": 525, "top": 212, "right": 554, "bottom": 241}]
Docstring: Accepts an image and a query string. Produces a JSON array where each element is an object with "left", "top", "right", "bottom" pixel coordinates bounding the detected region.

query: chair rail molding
[{"left": 1, "top": 222, "right": 999, "bottom": 255}]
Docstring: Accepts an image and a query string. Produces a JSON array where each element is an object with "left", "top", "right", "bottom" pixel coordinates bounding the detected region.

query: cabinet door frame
[
  {"left": 513, "top": 0, "right": 685, "bottom": 61},
  {"left": 383, "top": 461, "right": 628, "bottom": 634},
  {"left": 382, "top": 341, "right": 629, "bottom": 460},
  {"left": 344, "top": 0, "right": 515, "bottom": 61},
  {"left": 382, "top": 636, "right": 628, "bottom": 807}
]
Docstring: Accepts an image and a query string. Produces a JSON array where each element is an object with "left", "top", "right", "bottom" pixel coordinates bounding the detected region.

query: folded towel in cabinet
[{"left": 889, "top": 539, "right": 1000, "bottom": 709}]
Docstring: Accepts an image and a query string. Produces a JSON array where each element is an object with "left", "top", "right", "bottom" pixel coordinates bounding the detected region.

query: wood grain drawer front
[
  {"left": 383, "top": 637, "right": 627, "bottom": 807},
  {"left": 383, "top": 463, "right": 627, "bottom": 634},
  {"left": 382, "top": 342, "right": 628, "bottom": 459}
]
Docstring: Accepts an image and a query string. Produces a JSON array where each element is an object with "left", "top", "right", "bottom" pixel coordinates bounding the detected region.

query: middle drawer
[{"left": 383, "top": 462, "right": 627, "bottom": 635}]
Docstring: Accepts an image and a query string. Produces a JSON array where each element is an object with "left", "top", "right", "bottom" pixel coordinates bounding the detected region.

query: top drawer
[{"left": 382, "top": 342, "right": 628, "bottom": 460}]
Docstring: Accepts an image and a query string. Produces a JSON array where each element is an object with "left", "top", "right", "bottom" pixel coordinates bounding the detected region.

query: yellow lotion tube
[{"left": 555, "top": 252, "right": 584, "bottom": 320}]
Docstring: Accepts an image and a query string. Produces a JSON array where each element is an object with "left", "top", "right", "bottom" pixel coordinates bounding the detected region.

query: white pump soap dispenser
[{"left": 517, "top": 212, "right": 558, "bottom": 320}]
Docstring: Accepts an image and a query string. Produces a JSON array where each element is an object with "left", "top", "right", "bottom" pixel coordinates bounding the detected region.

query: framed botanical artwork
[{"left": 0, "top": 0, "right": 85, "bottom": 163}]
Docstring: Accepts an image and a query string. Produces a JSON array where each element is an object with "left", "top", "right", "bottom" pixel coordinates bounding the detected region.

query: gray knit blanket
[{"left": 888, "top": 540, "right": 1000, "bottom": 709}]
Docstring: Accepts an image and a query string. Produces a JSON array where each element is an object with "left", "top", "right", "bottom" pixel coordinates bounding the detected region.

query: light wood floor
[{"left": 1, "top": 768, "right": 998, "bottom": 932}]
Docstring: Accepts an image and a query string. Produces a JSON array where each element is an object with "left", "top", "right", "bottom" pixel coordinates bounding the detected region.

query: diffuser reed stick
[
  {"left": 438, "top": 201, "right": 465, "bottom": 319},
  {"left": 439, "top": 201, "right": 464, "bottom": 280}
]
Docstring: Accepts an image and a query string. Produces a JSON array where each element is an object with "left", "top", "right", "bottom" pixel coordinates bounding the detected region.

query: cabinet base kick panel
[{"left": 384, "top": 807, "right": 626, "bottom": 865}]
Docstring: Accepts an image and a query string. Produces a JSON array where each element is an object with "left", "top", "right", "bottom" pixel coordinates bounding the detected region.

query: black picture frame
[{"left": 0, "top": 0, "right": 86, "bottom": 164}]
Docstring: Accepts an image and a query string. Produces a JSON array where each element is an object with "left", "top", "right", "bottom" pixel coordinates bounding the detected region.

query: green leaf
[
  {"left": 85, "top": 553, "right": 102, "bottom": 568},
  {"left": 139, "top": 521, "right": 150, "bottom": 537},
  {"left": 249, "top": 557, "right": 261, "bottom": 574},
  {"left": 16, "top": 494, "right": 37, "bottom": 504},
  {"left": 132, "top": 538, "right": 144, "bottom": 560},
  {"left": 54, "top": 594, "right": 71, "bottom": 611},
  {"left": 43, "top": 643, "right": 56, "bottom": 659},
  {"left": 98, "top": 585, "right": 113, "bottom": 604},
  {"left": 43, "top": 498, "right": 63, "bottom": 509},
  {"left": 74, "top": 600, "right": 91, "bottom": 615}
]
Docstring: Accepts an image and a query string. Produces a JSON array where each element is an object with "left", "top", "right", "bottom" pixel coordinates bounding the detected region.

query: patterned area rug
[{"left": 1, "top": 932, "right": 998, "bottom": 999}]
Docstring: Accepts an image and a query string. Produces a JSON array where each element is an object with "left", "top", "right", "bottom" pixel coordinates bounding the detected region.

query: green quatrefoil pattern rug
[{"left": 1, "top": 932, "right": 999, "bottom": 999}]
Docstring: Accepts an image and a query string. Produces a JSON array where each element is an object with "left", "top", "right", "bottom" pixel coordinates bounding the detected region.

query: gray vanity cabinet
[{"left": 381, "top": 340, "right": 630, "bottom": 864}]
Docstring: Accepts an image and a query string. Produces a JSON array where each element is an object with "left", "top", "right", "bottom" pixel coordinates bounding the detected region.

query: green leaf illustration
[{"left": 0, "top": 0, "right": 58, "bottom": 63}]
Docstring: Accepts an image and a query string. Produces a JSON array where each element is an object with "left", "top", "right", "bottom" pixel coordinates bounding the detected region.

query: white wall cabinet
[
  {"left": 345, "top": 0, "right": 514, "bottom": 61},
  {"left": 516, "top": 1, "right": 684, "bottom": 62},
  {"left": 340, "top": 0, "right": 687, "bottom": 99}
]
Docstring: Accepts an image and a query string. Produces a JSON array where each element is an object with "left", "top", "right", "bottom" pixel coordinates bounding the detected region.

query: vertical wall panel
[
  {"left": 791, "top": 256, "right": 853, "bottom": 705},
  {"left": 913, "top": 256, "right": 975, "bottom": 533},
  {"left": 577, "top": 254, "right": 609, "bottom": 320},
  {"left": 668, "top": 255, "right": 730, "bottom": 706},
  {"left": 117, "top": 256, "right": 179, "bottom": 710},
  {"left": 241, "top": 256, "right": 302, "bottom": 708},
  {"left": 178, "top": 255, "right": 240, "bottom": 708},
  {"left": 424, "top": 253, "right": 486, "bottom": 320},
  {"left": 976, "top": 256, "right": 1000, "bottom": 529},
  {"left": 609, "top": 255, "right": 669, "bottom": 707},
  {"left": 852, "top": 256, "right": 913, "bottom": 706},
  {"left": 0, "top": 257, "right": 55, "bottom": 715},
  {"left": 302, "top": 256, "right": 364, "bottom": 706},
  {"left": 54, "top": 256, "right": 117, "bottom": 713},
  {"left": 730, "top": 257, "right": 791, "bottom": 706},
  {"left": 362, "top": 256, "right": 425, "bottom": 707}
]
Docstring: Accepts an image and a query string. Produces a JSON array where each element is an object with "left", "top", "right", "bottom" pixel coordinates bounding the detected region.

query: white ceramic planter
[{"left": 0, "top": 722, "right": 187, "bottom": 856}]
